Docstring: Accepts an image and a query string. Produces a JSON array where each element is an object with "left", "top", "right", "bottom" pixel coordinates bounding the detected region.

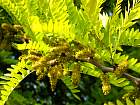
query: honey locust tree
[{"left": 0, "top": 0, "right": 140, "bottom": 105}]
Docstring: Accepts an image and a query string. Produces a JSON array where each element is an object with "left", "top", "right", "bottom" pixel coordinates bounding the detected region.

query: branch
[
  {"left": 123, "top": 73, "right": 140, "bottom": 87},
  {"left": 75, "top": 56, "right": 140, "bottom": 87},
  {"left": 31, "top": 47, "right": 140, "bottom": 87}
]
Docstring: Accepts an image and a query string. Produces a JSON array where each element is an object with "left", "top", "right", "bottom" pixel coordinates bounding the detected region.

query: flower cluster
[{"left": 100, "top": 73, "right": 111, "bottom": 95}]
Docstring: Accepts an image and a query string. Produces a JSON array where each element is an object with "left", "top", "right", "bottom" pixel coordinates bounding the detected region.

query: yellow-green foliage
[{"left": 0, "top": 0, "right": 140, "bottom": 105}]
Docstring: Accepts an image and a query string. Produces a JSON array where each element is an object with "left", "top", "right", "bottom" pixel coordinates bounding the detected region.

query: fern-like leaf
[
  {"left": 104, "top": 98, "right": 140, "bottom": 105},
  {"left": 61, "top": 76, "right": 80, "bottom": 100},
  {"left": 0, "top": 60, "right": 33, "bottom": 105},
  {"left": 120, "top": 28, "right": 140, "bottom": 46},
  {"left": 14, "top": 41, "right": 51, "bottom": 55}
]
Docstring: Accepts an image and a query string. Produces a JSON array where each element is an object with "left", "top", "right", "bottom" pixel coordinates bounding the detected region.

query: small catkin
[
  {"left": 100, "top": 73, "right": 111, "bottom": 95},
  {"left": 114, "top": 60, "right": 128, "bottom": 77},
  {"left": 48, "top": 65, "right": 64, "bottom": 92},
  {"left": 71, "top": 63, "right": 81, "bottom": 87}
]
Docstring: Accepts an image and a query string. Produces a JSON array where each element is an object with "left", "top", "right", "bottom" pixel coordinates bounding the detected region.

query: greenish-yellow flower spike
[
  {"left": 48, "top": 64, "right": 64, "bottom": 92},
  {"left": 71, "top": 63, "right": 81, "bottom": 87},
  {"left": 100, "top": 73, "right": 111, "bottom": 95},
  {"left": 114, "top": 60, "right": 128, "bottom": 77}
]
